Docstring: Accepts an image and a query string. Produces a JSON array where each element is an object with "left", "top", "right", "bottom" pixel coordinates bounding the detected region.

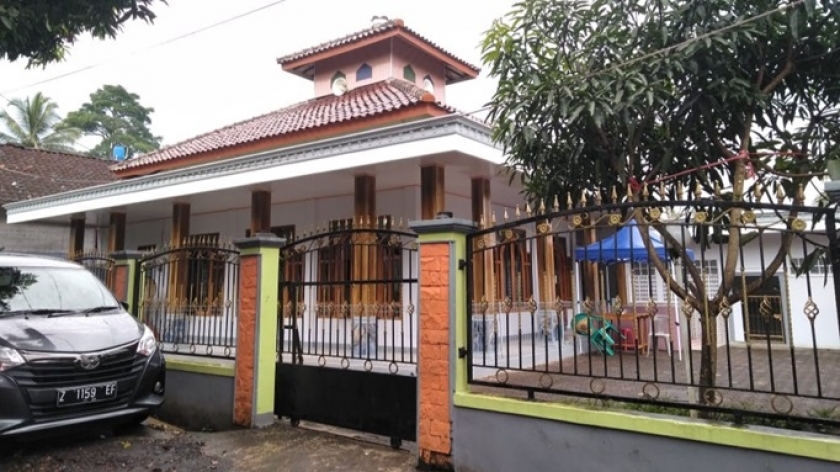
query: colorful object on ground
[{"left": 573, "top": 313, "right": 623, "bottom": 356}]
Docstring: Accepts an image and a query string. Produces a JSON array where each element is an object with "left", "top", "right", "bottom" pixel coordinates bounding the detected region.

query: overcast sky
[{"left": 0, "top": 0, "right": 516, "bottom": 149}]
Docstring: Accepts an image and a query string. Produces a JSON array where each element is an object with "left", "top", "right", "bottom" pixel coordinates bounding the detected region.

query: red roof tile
[
  {"left": 276, "top": 19, "right": 480, "bottom": 82},
  {"left": 0, "top": 144, "right": 116, "bottom": 205},
  {"left": 115, "top": 79, "right": 453, "bottom": 171}
]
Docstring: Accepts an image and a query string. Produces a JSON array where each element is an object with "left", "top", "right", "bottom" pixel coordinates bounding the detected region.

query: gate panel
[
  {"left": 136, "top": 237, "right": 240, "bottom": 359},
  {"left": 275, "top": 220, "right": 418, "bottom": 445},
  {"left": 73, "top": 251, "right": 116, "bottom": 290}
]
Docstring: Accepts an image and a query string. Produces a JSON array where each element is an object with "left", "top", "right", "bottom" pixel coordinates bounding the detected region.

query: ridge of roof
[
  {"left": 0, "top": 142, "right": 103, "bottom": 161},
  {"left": 276, "top": 18, "right": 480, "bottom": 74},
  {"left": 113, "top": 78, "right": 455, "bottom": 172},
  {"left": 0, "top": 144, "right": 116, "bottom": 205}
]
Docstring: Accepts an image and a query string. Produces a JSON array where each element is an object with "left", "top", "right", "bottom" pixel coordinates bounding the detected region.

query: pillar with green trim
[
  {"left": 233, "top": 234, "right": 284, "bottom": 428},
  {"left": 110, "top": 250, "right": 142, "bottom": 316},
  {"left": 409, "top": 214, "right": 476, "bottom": 470}
]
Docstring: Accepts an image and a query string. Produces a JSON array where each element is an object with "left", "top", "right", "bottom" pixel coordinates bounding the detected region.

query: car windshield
[{"left": 0, "top": 266, "right": 118, "bottom": 314}]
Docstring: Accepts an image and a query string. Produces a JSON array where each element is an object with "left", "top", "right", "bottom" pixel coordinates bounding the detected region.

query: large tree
[
  {"left": 63, "top": 84, "right": 162, "bottom": 159},
  {"left": 0, "top": 0, "right": 163, "bottom": 67},
  {"left": 0, "top": 92, "right": 80, "bottom": 152},
  {"left": 482, "top": 0, "right": 840, "bottom": 406}
]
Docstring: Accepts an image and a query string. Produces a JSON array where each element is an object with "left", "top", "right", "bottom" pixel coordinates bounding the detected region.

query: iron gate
[
  {"left": 73, "top": 251, "right": 116, "bottom": 290},
  {"left": 274, "top": 220, "right": 418, "bottom": 447}
]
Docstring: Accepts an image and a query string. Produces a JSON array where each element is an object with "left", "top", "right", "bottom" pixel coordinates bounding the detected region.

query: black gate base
[{"left": 275, "top": 363, "right": 417, "bottom": 448}]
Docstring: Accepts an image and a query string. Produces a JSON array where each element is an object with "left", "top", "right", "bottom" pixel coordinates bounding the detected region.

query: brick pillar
[
  {"left": 110, "top": 250, "right": 142, "bottom": 316},
  {"left": 233, "top": 234, "right": 284, "bottom": 428},
  {"left": 410, "top": 215, "right": 476, "bottom": 470}
]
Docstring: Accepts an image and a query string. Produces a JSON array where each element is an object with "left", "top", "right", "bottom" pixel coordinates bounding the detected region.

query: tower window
[
  {"left": 331, "top": 71, "right": 348, "bottom": 96},
  {"left": 356, "top": 63, "right": 372, "bottom": 81},
  {"left": 422, "top": 75, "right": 435, "bottom": 94},
  {"left": 403, "top": 65, "right": 416, "bottom": 83}
]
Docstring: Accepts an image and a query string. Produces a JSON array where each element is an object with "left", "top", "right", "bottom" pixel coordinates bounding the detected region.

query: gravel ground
[
  {"left": 0, "top": 419, "right": 231, "bottom": 472},
  {"left": 0, "top": 419, "right": 414, "bottom": 472}
]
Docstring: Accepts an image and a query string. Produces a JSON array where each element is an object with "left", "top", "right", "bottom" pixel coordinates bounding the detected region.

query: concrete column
[
  {"left": 233, "top": 234, "right": 285, "bottom": 428},
  {"left": 409, "top": 215, "right": 476, "bottom": 470}
]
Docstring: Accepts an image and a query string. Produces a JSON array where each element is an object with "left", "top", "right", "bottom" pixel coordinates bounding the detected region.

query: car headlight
[
  {"left": 136, "top": 325, "right": 158, "bottom": 357},
  {"left": 0, "top": 346, "right": 25, "bottom": 372}
]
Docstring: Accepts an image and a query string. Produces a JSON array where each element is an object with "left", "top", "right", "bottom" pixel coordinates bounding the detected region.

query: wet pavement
[{"left": 0, "top": 419, "right": 415, "bottom": 472}]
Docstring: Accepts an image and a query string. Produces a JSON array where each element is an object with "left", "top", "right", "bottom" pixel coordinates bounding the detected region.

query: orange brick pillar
[
  {"left": 233, "top": 234, "right": 284, "bottom": 428},
  {"left": 410, "top": 214, "right": 476, "bottom": 470},
  {"left": 110, "top": 250, "right": 142, "bottom": 316}
]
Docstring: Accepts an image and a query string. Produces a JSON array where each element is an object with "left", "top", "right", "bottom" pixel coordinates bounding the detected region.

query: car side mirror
[{"left": 120, "top": 300, "right": 130, "bottom": 311}]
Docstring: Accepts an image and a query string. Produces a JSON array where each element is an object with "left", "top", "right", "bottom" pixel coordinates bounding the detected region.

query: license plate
[{"left": 56, "top": 382, "right": 117, "bottom": 407}]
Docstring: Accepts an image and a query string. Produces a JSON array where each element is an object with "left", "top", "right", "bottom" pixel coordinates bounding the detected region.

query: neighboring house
[{"left": 0, "top": 144, "right": 115, "bottom": 257}]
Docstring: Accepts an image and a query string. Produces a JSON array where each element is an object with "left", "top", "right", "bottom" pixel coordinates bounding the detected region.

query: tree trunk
[{"left": 698, "top": 304, "right": 719, "bottom": 415}]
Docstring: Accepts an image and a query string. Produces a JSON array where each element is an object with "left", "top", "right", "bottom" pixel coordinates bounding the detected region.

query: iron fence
[
  {"left": 137, "top": 238, "right": 240, "bottom": 358},
  {"left": 277, "top": 219, "right": 418, "bottom": 373},
  {"left": 466, "top": 193, "right": 840, "bottom": 429},
  {"left": 72, "top": 251, "right": 116, "bottom": 291}
]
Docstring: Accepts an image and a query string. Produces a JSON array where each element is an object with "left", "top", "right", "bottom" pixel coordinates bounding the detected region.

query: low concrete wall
[
  {"left": 155, "top": 358, "right": 237, "bottom": 432},
  {"left": 453, "top": 406, "right": 838, "bottom": 472}
]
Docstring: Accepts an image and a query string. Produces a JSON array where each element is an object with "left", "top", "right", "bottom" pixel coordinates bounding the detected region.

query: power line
[
  {"left": 464, "top": 0, "right": 807, "bottom": 119},
  {"left": 1, "top": 0, "right": 291, "bottom": 96}
]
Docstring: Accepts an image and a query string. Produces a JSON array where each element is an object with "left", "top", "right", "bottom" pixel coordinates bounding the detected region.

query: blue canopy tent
[
  {"left": 574, "top": 220, "right": 695, "bottom": 264},
  {"left": 573, "top": 220, "right": 695, "bottom": 357}
]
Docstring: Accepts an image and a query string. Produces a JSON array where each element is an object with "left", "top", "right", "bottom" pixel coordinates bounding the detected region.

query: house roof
[
  {"left": 276, "top": 19, "right": 481, "bottom": 84},
  {"left": 0, "top": 144, "right": 116, "bottom": 206},
  {"left": 114, "top": 78, "right": 454, "bottom": 172}
]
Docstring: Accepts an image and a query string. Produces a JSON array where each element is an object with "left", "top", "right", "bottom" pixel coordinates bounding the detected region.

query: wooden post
[
  {"left": 421, "top": 165, "right": 445, "bottom": 220},
  {"left": 250, "top": 190, "right": 272, "bottom": 236},
  {"left": 353, "top": 175, "right": 376, "bottom": 306},
  {"left": 108, "top": 212, "right": 127, "bottom": 253},
  {"left": 68, "top": 214, "right": 86, "bottom": 258},
  {"left": 470, "top": 178, "right": 494, "bottom": 302},
  {"left": 170, "top": 203, "right": 191, "bottom": 302}
]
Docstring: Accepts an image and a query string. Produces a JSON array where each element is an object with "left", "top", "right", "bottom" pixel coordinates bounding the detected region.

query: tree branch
[{"left": 761, "top": 46, "right": 795, "bottom": 94}]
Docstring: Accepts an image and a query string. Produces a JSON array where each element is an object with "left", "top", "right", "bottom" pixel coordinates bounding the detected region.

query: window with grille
[
  {"left": 631, "top": 262, "right": 661, "bottom": 302},
  {"left": 185, "top": 233, "right": 224, "bottom": 315},
  {"left": 694, "top": 259, "right": 720, "bottom": 292}
]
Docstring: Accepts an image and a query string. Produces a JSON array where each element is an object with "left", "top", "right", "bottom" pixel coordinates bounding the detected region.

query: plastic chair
[{"left": 648, "top": 314, "right": 679, "bottom": 360}]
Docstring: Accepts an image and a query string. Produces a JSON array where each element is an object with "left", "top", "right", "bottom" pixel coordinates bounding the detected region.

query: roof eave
[{"left": 277, "top": 29, "right": 480, "bottom": 81}]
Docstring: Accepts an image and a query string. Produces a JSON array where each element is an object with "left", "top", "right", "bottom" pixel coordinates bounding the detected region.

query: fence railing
[
  {"left": 137, "top": 238, "right": 240, "bottom": 358},
  {"left": 277, "top": 221, "right": 419, "bottom": 373},
  {"left": 72, "top": 251, "right": 116, "bottom": 291},
  {"left": 466, "top": 197, "right": 840, "bottom": 429}
]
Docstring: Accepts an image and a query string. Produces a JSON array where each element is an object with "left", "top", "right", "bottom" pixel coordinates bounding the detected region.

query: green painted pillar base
[
  {"left": 110, "top": 250, "right": 143, "bottom": 317},
  {"left": 233, "top": 234, "right": 285, "bottom": 428}
]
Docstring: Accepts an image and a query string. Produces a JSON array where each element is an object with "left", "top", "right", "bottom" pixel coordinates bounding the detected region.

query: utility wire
[
  {"left": 462, "top": 0, "right": 808, "bottom": 119},
  {"left": 0, "top": 0, "right": 291, "bottom": 96}
]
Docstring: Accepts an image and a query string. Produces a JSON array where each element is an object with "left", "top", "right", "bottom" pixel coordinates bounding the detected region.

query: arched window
[
  {"left": 356, "top": 63, "right": 372, "bottom": 81},
  {"left": 403, "top": 65, "right": 416, "bottom": 83},
  {"left": 422, "top": 75, "right": 435, "bottom": 94}
]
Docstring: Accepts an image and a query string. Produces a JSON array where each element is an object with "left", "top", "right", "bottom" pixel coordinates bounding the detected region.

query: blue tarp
[{"left": 574, "top": 220, "right": 695, "bottom": 264}]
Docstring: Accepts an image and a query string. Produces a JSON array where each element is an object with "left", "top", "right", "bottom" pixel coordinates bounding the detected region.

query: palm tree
[{"left": 0, "top": 92, "right": 80, "bottom": 152}]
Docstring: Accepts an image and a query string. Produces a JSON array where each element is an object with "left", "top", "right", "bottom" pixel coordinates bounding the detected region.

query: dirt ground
[{"left": 0, "top": 419, "right": 415, "bottom": 472}]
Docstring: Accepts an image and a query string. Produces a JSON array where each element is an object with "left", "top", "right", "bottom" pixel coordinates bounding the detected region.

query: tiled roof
[
  {"left": 276, "top": 18, "right": 480, "bottom": 77},
  {"left": 115, "top": 79, "right": 453, "bottom": 171},
  {"left": 0, "top": 144, "right": 116, "bottom": 205}
]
